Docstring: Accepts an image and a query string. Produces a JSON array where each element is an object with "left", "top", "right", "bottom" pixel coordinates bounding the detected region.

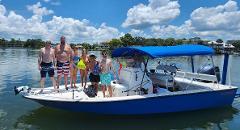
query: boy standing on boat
[
  {"left": 100, "top": 50, "right": 115, "bottom": 97},
  {"left": 88, "top": 53, "right": 100, "bottom": 94},
  {"left": 38, "top": 41, "right": 56, "bottom": 92},
  {"left": 55, "top": 36, "right": 72, "bottom": 90}
]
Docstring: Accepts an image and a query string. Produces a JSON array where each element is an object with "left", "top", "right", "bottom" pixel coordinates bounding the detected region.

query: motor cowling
[{"left": 197, "top": 65, "right": 221, "bottom": 82}]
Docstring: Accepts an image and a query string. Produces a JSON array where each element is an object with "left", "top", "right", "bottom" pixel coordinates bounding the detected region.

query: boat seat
[{"left": 176, "top": 71, "right": 218, "bottom": 82}]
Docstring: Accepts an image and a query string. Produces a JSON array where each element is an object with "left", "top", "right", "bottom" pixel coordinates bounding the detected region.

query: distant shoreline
[{"left": 1, "top": 46, "right": 239, "bottom": 56}]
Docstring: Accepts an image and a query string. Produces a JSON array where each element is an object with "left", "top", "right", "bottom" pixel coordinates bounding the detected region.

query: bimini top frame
[{"left": 112, "top": 44, "right": 214, "bottom": 59}]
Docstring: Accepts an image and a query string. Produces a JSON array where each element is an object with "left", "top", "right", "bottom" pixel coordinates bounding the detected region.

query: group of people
[{"left": 38, "top": 36, "right": 116, "bottom": 97}]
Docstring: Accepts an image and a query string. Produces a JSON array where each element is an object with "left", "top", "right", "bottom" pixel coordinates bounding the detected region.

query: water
[{"left": 0, "top": 48, "right": 240, "bottom": 130}]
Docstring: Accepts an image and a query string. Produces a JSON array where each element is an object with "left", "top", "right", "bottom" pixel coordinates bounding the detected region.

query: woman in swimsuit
[
  {"left": 70, "top": 46, "right": 80, "bottom": 88},
  {"left": 78, "top": 48, "right": 88, "bottom": 88}
]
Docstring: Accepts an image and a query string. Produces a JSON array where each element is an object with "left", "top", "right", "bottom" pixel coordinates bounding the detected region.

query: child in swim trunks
[
  {"left": 100, "top": 50, "right": 116, "bottom": 97},
  {"left": 88, "top": 53, "right": 100, "bottom": 94}
]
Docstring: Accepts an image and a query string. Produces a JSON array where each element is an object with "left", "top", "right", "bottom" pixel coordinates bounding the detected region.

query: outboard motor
[{"left": 197, "top": 65, "right": 221, "bottom": 82}]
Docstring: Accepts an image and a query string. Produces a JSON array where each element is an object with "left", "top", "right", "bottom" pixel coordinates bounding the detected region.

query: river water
[{"left": 0, "top": 48, "right": 240, "bottom": 130}]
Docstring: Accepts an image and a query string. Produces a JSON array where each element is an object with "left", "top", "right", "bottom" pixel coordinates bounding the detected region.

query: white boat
[{"left": 15, "top": 45, "right": 239, "bottom": 115}]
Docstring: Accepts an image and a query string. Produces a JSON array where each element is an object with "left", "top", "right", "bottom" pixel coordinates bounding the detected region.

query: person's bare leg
[
  {"left": 70, "top": 68, "right": 73, "bottom": 88},
  {"left": 40, "top": 78, "right": 46, "bottom": 92},
  {"left": 102, "top": 85, "right": 106, "bottom": 97},
  {"left": 64, "top": 74, "right": 68, "bottom": 90},
  {"left": 50, "top": 77, "right": 56, "bottom": 90},
  {"left": 80, "top": 70, "right": 84, "bottom": 88},
  {"left": 84, "top": 70, "right": 87, "bottom": 88},
  {"left": 57, "top": 74, "right": 62, "bottom": 89},
  {"left": 108, "top": 85, "right": 112, "bottom": 97},
  {"left": 73, "top": 69, "right": 77, "bottom": 88},
  {"left": 94, "top": 83, "right": 98, "bottom": 95}
]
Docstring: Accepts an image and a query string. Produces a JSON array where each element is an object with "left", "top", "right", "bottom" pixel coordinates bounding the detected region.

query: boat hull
[{"left": 25, "top": 88, "right": 237, "bottom": 115}]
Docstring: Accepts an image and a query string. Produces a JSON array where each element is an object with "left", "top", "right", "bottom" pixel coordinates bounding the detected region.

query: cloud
[
  {"left": 151, "top": 20, "right": 192, "bottom": 38},
  {"left": 0, "top": 3, "right": 121, "bottom": 43},
  {"left": 27, "top": 2, "right": 54, "bottom": 16},
  {"left": 150, "top": 0, "right": 240, "bottom": 40},
  {"left": 43, "top": 0, "right": 61, "bottom": 6},
  {"left": 129, "top": 29, "right": 151, "bottom": 38},
  {"left": 122, "top": 0, "right": 180, "bottom": 29},
  {"left": 190, "top": 0, "right": 240, "bottom": 32},
  {"left": 188, "top": 0, "right": 240, "bottom": 39},
  {"left": 43, "top": 0, "right": 50, "bottom": 3},
  {"left": 0, "top": 4, "right": 6, "bottom": 15},
  {"left": 51, "top": 1, "right": 61, "bottom": 6}
]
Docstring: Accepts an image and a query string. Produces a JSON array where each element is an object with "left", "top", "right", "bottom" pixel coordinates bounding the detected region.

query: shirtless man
[
  {"left": 55, "top": 36, "right": 72, "bottom": 90},
  {"left": 38, "top": 41, "right": 56, "bottom": 92},
  {"left": 100, "top": 50, "right": 115, "bottom": 97}
]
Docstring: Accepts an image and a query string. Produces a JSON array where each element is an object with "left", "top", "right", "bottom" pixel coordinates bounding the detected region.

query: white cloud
[
  {"left": 150, "top": 0, "right": 240, "bottom": 40},
  {"left": 129, "top": 29, "right": 151, "bottom": 38},
  {"left": 43, "top": 0, "right": 50, "bottom": 3},
  {"left": 0, "top": 4, "right": 121, "bottom": 43},
  {"left": 122, "top": 0, "right": 180, "bottom": 29},
  {"left": 0, "top": 4, "right": 6, "bottom": 15},
  {"left": 51, "top": 1, "right": 61, "bottom": 6},
  {"left": 188, "top": 0, "right": 240, "bottom": 40},
  {"left": 190, "top": 0, "right": 240, "bottom": 32},
  {"left": 27, "top": 2, "right": 54, "bottom": 16},
  {"left": 151, "top": 20, "right": 192, "bottom": 38},
  {"left": 43, "top": 0, "right": 61, "bottom": 6}
]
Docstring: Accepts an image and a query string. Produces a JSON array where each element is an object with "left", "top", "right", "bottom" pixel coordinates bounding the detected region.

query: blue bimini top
[{"left": 112, "top": 44, "right": 214, "bottom": 58}]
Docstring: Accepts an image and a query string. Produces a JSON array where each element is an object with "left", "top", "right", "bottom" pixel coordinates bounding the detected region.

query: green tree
[
  {"left": 108, "top": 39, "right": 123, "bottom": 49},
  {"left": 232, "top": 41, "right": 240, "bottom": 51},
  {"left": 81, "top": 42, "right": 91, "bottom": 50},
  {"left": 175, "top": 39, "right": 183, "bottom": 45},
  {"left": 134, "top": 36, "right": 145, "bottom": 46},
  {"left": 120, "top": 33, "right": 134, "bottom": 46},
  {"left": 164, "top": 38, "right": 175, "bottom": 46}
]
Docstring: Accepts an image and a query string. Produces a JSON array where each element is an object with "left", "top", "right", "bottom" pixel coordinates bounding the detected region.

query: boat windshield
[{"left": 118, "top": 56, "right": 144, "bottom": 68}]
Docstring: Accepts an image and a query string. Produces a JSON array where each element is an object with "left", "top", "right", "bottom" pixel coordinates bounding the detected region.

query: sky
[{"left": 0, "top": 0, "right": 240, "bottom": 43}]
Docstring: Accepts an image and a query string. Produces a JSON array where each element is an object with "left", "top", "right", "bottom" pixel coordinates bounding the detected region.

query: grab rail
[{"left": 176, "top": 71, "right": 218, "bottom": 82}]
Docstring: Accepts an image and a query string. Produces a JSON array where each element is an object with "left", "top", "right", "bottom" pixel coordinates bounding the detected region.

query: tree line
[
  {"left": 0, "top": 38, "right": 44, "bottom": 49},
  {"left": 1, "top": 34, "right": 240, "bottom": 51}
]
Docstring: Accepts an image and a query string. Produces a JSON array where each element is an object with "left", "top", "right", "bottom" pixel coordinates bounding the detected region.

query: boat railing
[
  {"left": 175, "top": 71, "right": 220, "bottom": 90},
  {"left": 176, "top": 71, "right": 218, "bottom": 83}
]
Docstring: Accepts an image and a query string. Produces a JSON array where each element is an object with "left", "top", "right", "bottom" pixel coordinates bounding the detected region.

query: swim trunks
[
  {"left": 89, "top": 73, "right": 100, "bottom": 83},
  {"left": 100, "top": 73, "right": 111, "bottom": 86},
  {"left": 57, "top": 61, "right": 70, "bottom": 75},
  {"left": 40, "top": 62, "right": 54, "bottom": 78}
]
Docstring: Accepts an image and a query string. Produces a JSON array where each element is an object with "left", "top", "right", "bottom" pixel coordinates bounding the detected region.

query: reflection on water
[
  {"left": 14, "top": 107, "right": 238, "bottom": 130},
  {"left": 0, "top": 48, "right": 240, "bottom": 130}
]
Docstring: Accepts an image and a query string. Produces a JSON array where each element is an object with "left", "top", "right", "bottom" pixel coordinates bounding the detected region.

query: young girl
[
  {"left": 78, "top": 48, "right": 88, "bottom": 88},
  {"left": 70, "top": 47, "right": 80, "bottom": 88}
]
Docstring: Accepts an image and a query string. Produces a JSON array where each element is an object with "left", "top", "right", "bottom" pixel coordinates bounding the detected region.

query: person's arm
[
  {"left": 38, "top": 49, "right": 42, "bottom": 70},
  {"left": 69, "top": 46, "right": 73, "bottom": 62},
  {"left": 54, "top": 46, "right": 57, "bottom": 60},
  {"left": 109, "top": 60, "right": 117, "bottom": 79},
  {"left": 70, "top": 50, "right": 75, "bottom": 68},
  {"left": 52, "top": 48, "right": 56, "bottom": 68}
]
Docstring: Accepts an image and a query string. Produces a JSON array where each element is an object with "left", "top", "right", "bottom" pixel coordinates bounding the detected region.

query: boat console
[{"left": 112, "top": 67, "right": 153, "bottom": 97}]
